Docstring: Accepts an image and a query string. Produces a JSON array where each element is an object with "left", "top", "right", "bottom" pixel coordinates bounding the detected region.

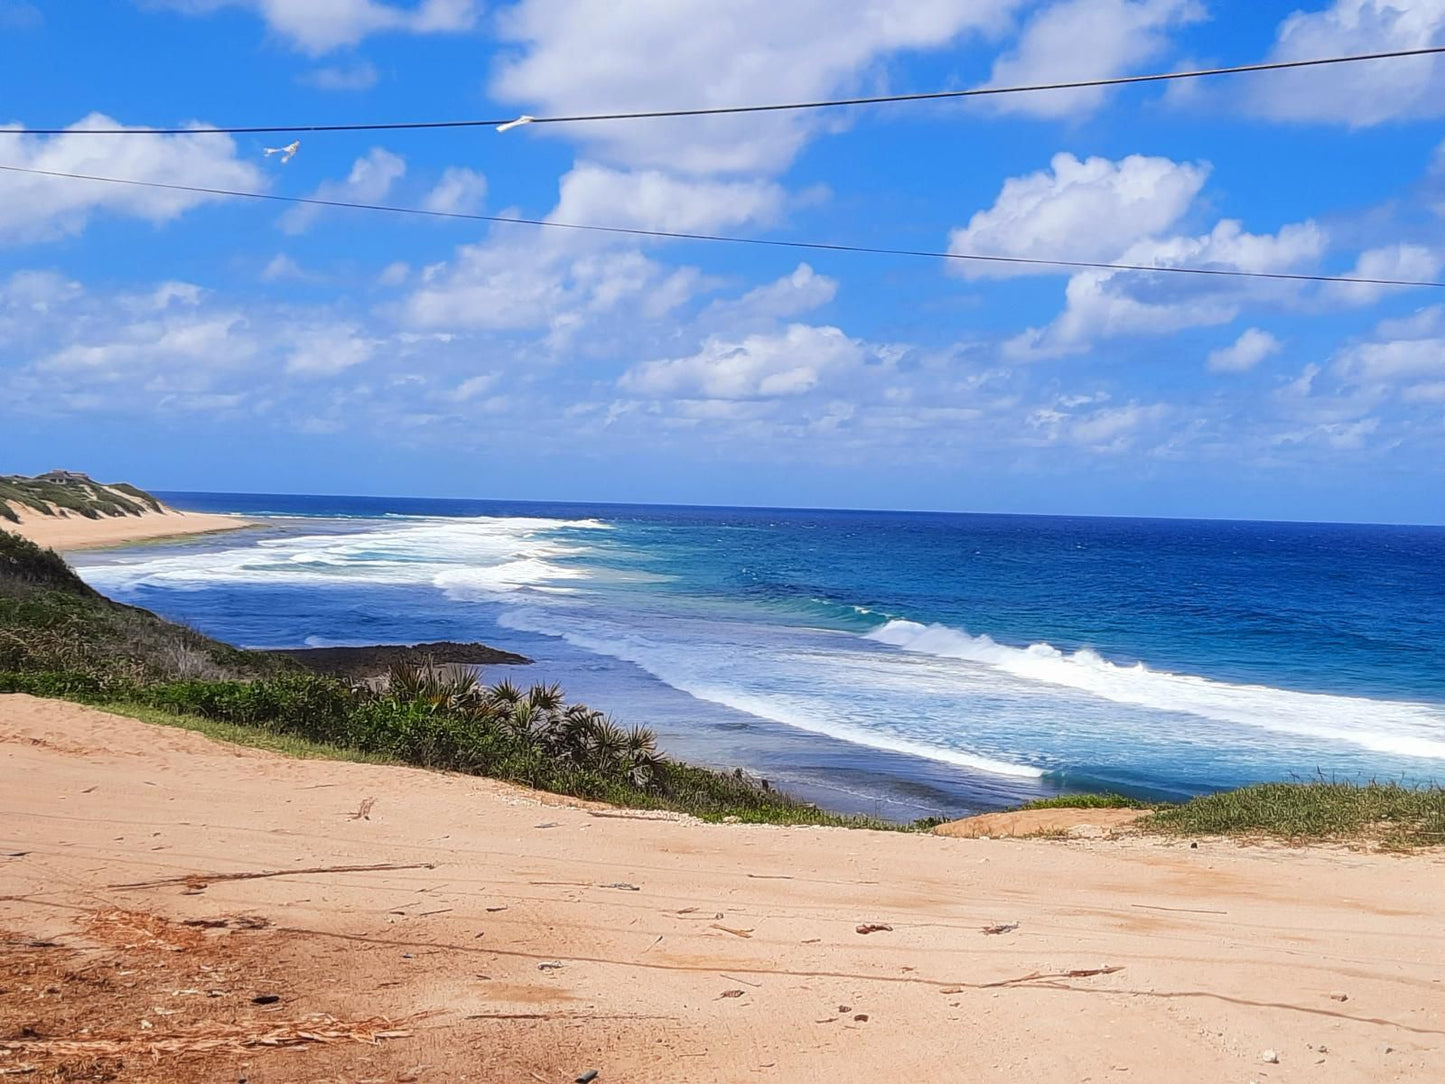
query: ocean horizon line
[{"left": 153, "top": 488, "right": 1445, "bottom": 532}]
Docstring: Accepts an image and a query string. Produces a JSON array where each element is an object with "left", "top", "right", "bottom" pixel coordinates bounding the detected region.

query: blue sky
[{"left": 2, "top": 1, "right": 1444, "bottom": 522}]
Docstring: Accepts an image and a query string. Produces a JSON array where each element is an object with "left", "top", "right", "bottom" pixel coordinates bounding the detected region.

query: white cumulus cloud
[
  {"left": 980, "top": 0, "right": 1205, "bottom": 118},
  {"left": 1247, "top": 0, "right": 1445, "bottom": 126},
  {"left": 1207, "top": 327, "right": 1281, "bottom": 373},
  {"left": 491, "top": 0, "right": 1024, "bottom": 175},
  {"left": 1326, "top": 243, "right": 1444, "bottom": 305},
  {"left": 551, "top": 163, "right": 784, "bottom": 233},
  {"left": 149, "top": 0, "right": 479, "bottom": 54},
  {"left": 701, "top": 263, "right": 838, "bottom": 329},
  {"left": 285, "top": 324, "right": 376, "bottom": 376},
  {"left": 280, "top": 147, "right": 405, "bottom": 234},
  {"left": 423, "top": 167, "right": 487, "bottom": 215},
  {"left": 948, "top": 152, "right": 1209, "bottom": 278},
  {"left": 621, "top": 323, "right": 865, "bottom": 400},
  {"left": 0, "top": 114, "right": 263, "bottom": 244},
  {"left": 1008, "top": 219, "right": 1327, "bottom": 359},
  {"left": 1337, "top": 337, "right": 1445, "bottom": 384},
  {"left": 403, "top": 235, "right": 695, "bottom": 334}
]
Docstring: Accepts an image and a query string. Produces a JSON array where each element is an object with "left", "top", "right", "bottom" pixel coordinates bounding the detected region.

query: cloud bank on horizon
[{"left": 1, "top": 0, "right": 1444, "bottom": 522}]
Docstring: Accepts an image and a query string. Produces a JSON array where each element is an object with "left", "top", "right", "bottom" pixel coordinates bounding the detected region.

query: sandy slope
[
  {"left": 3, "top": 504, "right": 252, "bottom": 550},
  {"left": 1, "top": 694, "right": 1441, "bottom": 1083}
]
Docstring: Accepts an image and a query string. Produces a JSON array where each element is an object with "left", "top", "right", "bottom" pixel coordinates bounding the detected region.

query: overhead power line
[
  {"left": 8, "top": 46, "right": 1445, "bottom": 136},
  {"left": 3, "top": 163, "right": 1442, "bottom": 290}
]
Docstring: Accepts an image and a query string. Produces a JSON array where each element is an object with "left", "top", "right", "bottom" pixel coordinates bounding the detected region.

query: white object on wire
[
  {"left": 264, "top": 140, "right": 301, "bottom": 162},
  {"left": 496, "top": 115, "right": 534, "bottom": 133}
]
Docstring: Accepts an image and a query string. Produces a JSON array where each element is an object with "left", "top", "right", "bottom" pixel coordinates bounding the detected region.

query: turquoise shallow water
[{"left": 70, "top": 493, "right": 1445, "bottom": 821}]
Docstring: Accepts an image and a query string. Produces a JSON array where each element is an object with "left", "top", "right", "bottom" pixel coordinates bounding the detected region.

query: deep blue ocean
[{"left": 69, "top": 493, "right": 1445, "bottom": 821}]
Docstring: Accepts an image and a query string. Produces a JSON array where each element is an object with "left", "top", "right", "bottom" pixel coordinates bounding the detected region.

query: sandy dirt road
[{"left": 2, "top": 693, "right": 1441, "bottom": 1082}]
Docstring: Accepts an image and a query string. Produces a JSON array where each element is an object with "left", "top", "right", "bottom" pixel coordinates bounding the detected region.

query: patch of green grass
[
  {"left": 0, "top": 473, "right": 160, "bottom": 522},
  {"left": 1147, "top": 782, "right": 1445, "bottom": 849},
  {"left": 0, "top": 530, "right": 97, "bottom": 594},
  {"left": 1015, "top": 792, "right": 1157, "bottom": 812},
  {"left": 96, "top": 701, "right": 400, "bottom": 765},
  {"left": 1, "top": 529, "right": 287, "bottom": 682},
  {"left": 108, "top": 483, "right": 165, "bottom": 513}
]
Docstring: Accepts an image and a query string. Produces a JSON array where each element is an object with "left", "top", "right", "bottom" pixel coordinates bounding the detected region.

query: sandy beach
[
  {"left": 2, "top": 505, "right": 252, "bottom": 551},
  {"left": 2, "top": 694, "right": 1440, "bottom": 1083}
]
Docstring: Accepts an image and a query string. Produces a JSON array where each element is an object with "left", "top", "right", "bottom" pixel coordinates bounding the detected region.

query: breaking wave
[{"left": 865, "top": 620, "right": 1445, "bottom": 760}]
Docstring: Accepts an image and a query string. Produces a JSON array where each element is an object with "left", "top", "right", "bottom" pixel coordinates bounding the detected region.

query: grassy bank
[
  {"left": 1016, "top": 785, "right": 1445, "bottom": 849},
  {"left": 0, "top": 471, "right": 164, "bottom": 524},
  {"left": 0, "top": 530, "right": 285, "bottom": 682},
  {"left": 0, "top": 527, "right": 894, "bottom": 829},
  {"left": 1148, "top": 782, "right": 1445, "bottom": 849},
  {"left": 1, "top": 667, "right": 895, "bottom": 828},
  {"left": 4, "top": 526, "right": 1440, "bottom": 845}
]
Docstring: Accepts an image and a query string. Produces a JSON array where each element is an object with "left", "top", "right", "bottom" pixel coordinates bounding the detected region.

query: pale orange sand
[
  {"left": 932, "top": 807, "right": 1153, "bottom": 838},
  {"left": 2, "top": 503, "right": 252, "bottom": 550},
  {"left": 2, "top": 693, "right": 1441, "bottom": 1082}
]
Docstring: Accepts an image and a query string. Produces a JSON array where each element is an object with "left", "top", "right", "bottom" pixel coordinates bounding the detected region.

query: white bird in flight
[{"left": 264, "top": 140, "right": 300, "bottom": 163}]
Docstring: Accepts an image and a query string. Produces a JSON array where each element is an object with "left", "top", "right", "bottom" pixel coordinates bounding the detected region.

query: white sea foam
[
  {"left": 497, "top": 609, "right": 1045, "bottom": 779},
  {"left": 866, "top": 620, "right": 1445, "bottom": 760},
  {"left": 79, "top": 515, "right": 604, "bottom": 599},
  {"left": 435, "top": 558, "right": 589, "bottom": 597},
  {"left": 684, "top": 685, "right": 1045, "bottom": 778}
]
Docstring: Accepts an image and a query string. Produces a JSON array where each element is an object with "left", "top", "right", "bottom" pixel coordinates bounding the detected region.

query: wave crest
[{"left": 865, "top": 620, "right": 1445, "bottom": 760}]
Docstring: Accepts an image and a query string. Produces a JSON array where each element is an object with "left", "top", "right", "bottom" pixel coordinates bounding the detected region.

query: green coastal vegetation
[
  {"left": 0, "top": 470, "right": 166, "bottom": 524},
  {"left": 0, "top": 528, "right": 889, "bottom": 827},
  {"left": 1017, "top": 787, "right": 1444, "bottom": 848},
  {"left": 1, "top": 525, "right": 1440, "bottom": 846}
]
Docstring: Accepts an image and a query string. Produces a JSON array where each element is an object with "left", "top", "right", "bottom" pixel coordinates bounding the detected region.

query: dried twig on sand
[
  {"left": 181, "top": 915, "right": 271, "bottom": 930},
  {"left": 981, "top": 966, "right": 1124, "bottom": 988},
  {"left": 0, "top": 1013, "right": 416, "bottom": 1059},
  {"left": 109, "top": 861, "right": 435, "bottom": 891},
  {"left": 720, "top": 973, "right": 762, "bottom": 988},
  {"left": 1130, "top": 903, "right": 1228, "bottom": 915},
  {"left": 855, "top": 924, "right": 892, "bottom": 935},
  {"left": 981, "top": 922, "right": 1019, "bottom": 935},
  {"left": 710, "top": 924, "right": 754, "bottom": 938},
  {"left": 465, "top": 1012, "right": 676, "bottom": 1022}
]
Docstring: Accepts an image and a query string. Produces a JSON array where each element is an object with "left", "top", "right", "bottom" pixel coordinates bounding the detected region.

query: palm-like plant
[
  {"left": 387, "top": 666, "right": 668, "bottom": 793},
  {"left": 623, "top": 724, "right": 663, "bottom": 785},
  {"left": 526, "top": 682, "right": 564, "bottom": 713},
  {"left": 586, "top": 716, "right": 629, "bottom": 771},
  {"left": 543, "top": 705, "right": 594, "bottom": 763},
  {"left": 446, "top": 669, "right": 481, "bottom": 703},
  {"left": 505, "top": 701, "right": 545, "bottom": 743},
  {"left": 387, "top": 659, "right": 429, "bottom": 700},
  {"left": 488, "top": 679, "right": 523, "bottom": 709}
]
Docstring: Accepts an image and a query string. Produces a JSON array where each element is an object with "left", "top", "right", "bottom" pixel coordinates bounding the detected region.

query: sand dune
[
  {"left": 2, "top": 693, "right": 1441, "bottom": 1082},
  {"left": 2, "top": 504, "right": 252, "bottom": 551}
]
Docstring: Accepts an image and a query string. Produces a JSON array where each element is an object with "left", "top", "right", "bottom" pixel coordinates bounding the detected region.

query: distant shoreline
[{"left": 3, "top": 504, "right": 255, "bottom": 551}]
